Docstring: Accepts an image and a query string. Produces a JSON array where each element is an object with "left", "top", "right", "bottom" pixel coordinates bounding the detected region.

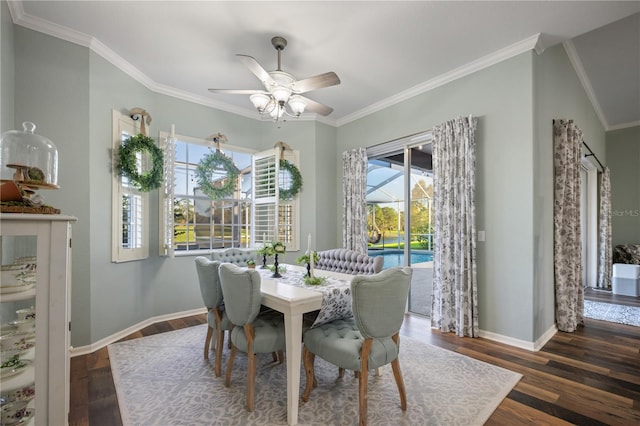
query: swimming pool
[{"left": 368, "top": 250, "right": 434, "bottom": 269}]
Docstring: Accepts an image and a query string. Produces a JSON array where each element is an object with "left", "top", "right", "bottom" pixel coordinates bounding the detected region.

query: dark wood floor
[{"left": 70, "top": 296, "right": 640, "bottom": 426}]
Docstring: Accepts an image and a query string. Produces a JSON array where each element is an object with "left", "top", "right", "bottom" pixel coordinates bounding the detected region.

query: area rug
[
  {"left": 584, "top": 300, "right": 640, "bottom": 326},
  {"left": 108, "top": 324, "right": 521, "bottom": 426}
]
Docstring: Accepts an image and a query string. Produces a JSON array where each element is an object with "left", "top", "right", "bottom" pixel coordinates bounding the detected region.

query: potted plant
[{"left": 246, "top": 259, "right": 256, "bottom": 269}]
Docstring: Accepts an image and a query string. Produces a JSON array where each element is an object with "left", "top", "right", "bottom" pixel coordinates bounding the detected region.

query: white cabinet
[{"left": 1, "top": 214, "right": 75, "bottom": 426}]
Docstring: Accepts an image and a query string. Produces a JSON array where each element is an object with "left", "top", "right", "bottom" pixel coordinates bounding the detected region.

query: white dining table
[{"left": 258, "top": 264, "right": 354, "bottom": 426}]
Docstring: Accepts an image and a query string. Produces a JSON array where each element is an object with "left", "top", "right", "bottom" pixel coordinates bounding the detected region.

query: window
[
  {"left": 159, "top": 131, "right": 300, "bottom": 256},
  {"left": 111, "top": 110, "right": 150, "bottom": 262}
]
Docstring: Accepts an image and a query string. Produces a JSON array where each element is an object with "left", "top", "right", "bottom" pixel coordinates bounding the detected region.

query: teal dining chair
[
  {"left": 218, "top": 263, "right": 286, "bottom": 412},
  {"left": 301, "top": 266, "right": 412, "bottom": 426},
  {"left": 194, "top": 257, "right": 233, "bottom": 377}
]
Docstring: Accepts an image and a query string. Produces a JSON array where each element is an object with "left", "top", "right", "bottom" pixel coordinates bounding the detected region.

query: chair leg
[
  {"left": 204, "top": 325, "right": 213, "bottom": 360},
  {"left": 271, "top": 352, "right": 278, "bottom": 362},
  {"left": 390, "top": 333, "right": 407, "bottom": 410},
  {"left": 247, "top": 351, "right": 256, "bottom": 412},
  {"left": 244, "top": 324, "right": 256, "bottom": 412},
  {"left": 214, "top": 329, "right": 225, "bottom": 377},
  {"left": 359, "top": 339, "right": 373, "bottom": 426},
  {"left": 338, "top": 367, "right": 345, "bottom": 378},
  {"left": 225, "top": 344, "right": 237, "bottom": 387},
  {"left": 277, "top": 350, "right": 285, "bottom": 364},
  {"left": 302, "top": 346, "right": 316, "bottom": 402},
  {"left": 391, "top": 358, "right": 407, "bottom": 411}
]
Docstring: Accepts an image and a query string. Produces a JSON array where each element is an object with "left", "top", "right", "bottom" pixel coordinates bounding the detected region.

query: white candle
[
  {"left": 263, "top": 233, "right": 266, "bottom": 244},
  {"left": 170, "top": 124, "right": 175, "bottom": 138},
  {"left": 307, "top": 233, "right": 311, "bottom": 254}
]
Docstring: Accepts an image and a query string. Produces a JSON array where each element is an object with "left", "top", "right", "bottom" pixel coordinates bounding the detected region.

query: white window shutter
[
  {"left": 159, "top": 132, "right": 175, "bottom": 257},
  {"left": 252, "top": 148, "right": 279, "bottom": 245}
]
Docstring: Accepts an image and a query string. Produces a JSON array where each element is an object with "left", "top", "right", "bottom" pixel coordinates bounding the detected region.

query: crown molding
[
  {"left": 562, "top": 40, "right": 610, "bottom": 131},
  {"left": 607, "top": 119, "right": 640, "bottom": 131},
  {"left": 8, "top": 0, "right": 91, "bottom": 47},
  {"left": 336, "top": 33, "right": 543, "bottom": 127}
]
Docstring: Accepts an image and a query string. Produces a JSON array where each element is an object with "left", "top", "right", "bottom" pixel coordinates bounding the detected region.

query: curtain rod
[
  {"left": 553, "top": 119, "right": 605, "bottom": 171},
  {"left": 582, "top": 140, "right": 605, "bottom": 171}
]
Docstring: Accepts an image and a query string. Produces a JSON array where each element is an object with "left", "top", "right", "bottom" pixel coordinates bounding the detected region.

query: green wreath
[
  {"left": 195, "top": 150, "right": 240, "bottom": 199},
  {"left": 116, "top": 134, "right": 164, "bottom": 192},
  {"left": 279, "top": 159, "right": 303, "bottom": 200}
]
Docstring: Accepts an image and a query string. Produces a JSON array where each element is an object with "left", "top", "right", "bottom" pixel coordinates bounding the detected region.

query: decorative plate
[
  {"left": 0, "top": 283, "right": 35, "bottom": 294},
  {"left": 0, "top": 344, "right": 32, "bottom": 363},
  {"left": 0, "top": 359, "right": 31, "bottom": 379},
  {"left": 1, "top": 408, "right": 34, "bottom": 425},
  {"left": 0, "top": 384, "right": 35, "bottom": 405}
]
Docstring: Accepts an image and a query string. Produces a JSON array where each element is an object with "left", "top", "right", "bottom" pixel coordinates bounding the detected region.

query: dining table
[{"left": 255, "top": 264, "right": 355, "bottom": 426}]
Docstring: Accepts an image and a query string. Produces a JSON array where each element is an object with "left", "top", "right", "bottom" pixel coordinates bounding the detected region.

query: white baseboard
[
  {"left": 478, "top": 323, "right": 557, "bottom": 352},
  {"left": 69, "top": 307, "right": 207, "bottom": 357}
]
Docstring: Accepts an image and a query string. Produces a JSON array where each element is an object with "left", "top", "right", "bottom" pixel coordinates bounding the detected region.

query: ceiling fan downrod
[{"left": 271, "top": 36, "right": 287, "bottom": 72}]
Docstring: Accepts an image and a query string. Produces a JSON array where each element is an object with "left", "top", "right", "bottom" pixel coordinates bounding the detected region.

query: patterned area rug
[
  {"left": 108, "top": 324, "right": 521, "bottom": 426},
  {"left": 584, "top": 300, "right": 640, "bottom": 326}
]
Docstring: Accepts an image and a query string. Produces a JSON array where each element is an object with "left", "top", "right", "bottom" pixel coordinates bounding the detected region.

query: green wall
[
  {"left": 1, "top": 1, "right": 14, "bottom": 131},
  {"left": 607, "top": 126, "right": 640, "bottom": 246},
  {"left": 338, "top": 53, "right": 537, "bottom": 342},
  {"left": 533, "top": 43, "right": 606, "bottom": 342}
]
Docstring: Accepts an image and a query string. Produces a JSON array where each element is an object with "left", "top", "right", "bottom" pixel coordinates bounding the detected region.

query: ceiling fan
[{"left": 208, "top": 36, "right": 340, "bottom": 119}]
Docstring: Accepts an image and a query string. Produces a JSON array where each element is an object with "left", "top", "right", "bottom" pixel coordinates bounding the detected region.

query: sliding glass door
[{"left": 366, "top": 132, "right": 433, "bottom": 317}]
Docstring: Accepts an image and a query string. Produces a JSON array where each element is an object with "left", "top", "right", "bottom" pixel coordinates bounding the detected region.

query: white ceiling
[{"left": 8, "top": 1, "right": 640, "bottom": 130}]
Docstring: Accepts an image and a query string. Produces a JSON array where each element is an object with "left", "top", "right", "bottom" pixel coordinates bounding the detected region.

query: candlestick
[{"left": 310, "top": 249, "right": 315, "bottom": 278}]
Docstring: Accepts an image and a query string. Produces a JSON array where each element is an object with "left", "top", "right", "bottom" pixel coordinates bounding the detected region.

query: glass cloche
[{"left": 0, "top": 121, "right": 58, "bottom": 188}]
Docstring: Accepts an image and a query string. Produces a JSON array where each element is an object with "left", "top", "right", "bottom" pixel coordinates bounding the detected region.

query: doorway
[{"left": 366, "top": 132, "right": 433, "bottom": 317}]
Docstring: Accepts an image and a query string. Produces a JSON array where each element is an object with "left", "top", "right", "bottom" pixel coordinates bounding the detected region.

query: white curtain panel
[
  {"left": 597, "top": 167, "right": 612, "bottom": 289},
  {"left": 431, "top": 116, "right": 478, "bottom": 337},
  {"left": 553, "top": 119, "right": 584, "bottom": 332},
  {"left": 342, "top": 147, "right": 368, "bottom": 254}
]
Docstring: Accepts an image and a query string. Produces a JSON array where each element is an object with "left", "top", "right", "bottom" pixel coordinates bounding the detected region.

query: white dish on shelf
[
  {"left": 0, "top": 283, "right": 35, "bottom": 295},
  {"left": 15, "top": 308, "right": 35, "bottom": 321},
  {"left": 7, "top": 320, "right": 34, "bottom": 335},
  {"left": 0, "top": 342, "right": 34, "bottom": 363},
  {"left": 0, "top": 332, "right": 32, "bottom": 351},
  {"left": 0, "top": 359, "right": 31, "bottom": 379},
  {"left": 1, "top": 407, "right": 34, "bottom": 426},
  {"left": 0, "top": 383, "right": 35, "bottom": 406}
]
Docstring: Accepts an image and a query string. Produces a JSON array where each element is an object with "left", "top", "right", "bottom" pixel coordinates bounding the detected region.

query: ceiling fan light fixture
[
  {"left": 250, "top": 93, "right": 270, "bottom": 112},
  {"left": 271, "top": 86, "right": 292, "bottom": 103},
  {"left": 288, "top": 95, "right": 306, "bottom": 116},
  {"left": 270, "top": 105, "right": 285, "bottom": 120}
]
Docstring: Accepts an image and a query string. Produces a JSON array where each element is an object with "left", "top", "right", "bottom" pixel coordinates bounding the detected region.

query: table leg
[{"left": 284, "top": 312, "right": 303, "bottom": 425}]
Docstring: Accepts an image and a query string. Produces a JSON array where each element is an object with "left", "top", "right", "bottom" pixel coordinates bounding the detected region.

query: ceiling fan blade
[
  {"left": 292, "top": 72, "right": 340, "bottom": 94},
  {"left": 208, "top": 89, "right": 264, "bottom": 94},
  {"left": 300, "top": 95, "right": 334, "bottom": 116},
  {"left": 236, "top": 54, "right": 277, "bottom": 88}
]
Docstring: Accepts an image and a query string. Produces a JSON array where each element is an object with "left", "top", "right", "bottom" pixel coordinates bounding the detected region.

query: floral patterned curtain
[
  {"left": 431, "top": 116, "right": 478, "bottom": 337},
  {"left": 598, "top": 167, "right": 612, "bottom": 288},
  {"left": 342, "top": 147, "right": 368, "bottom": 254},
  {"left": 553, "top": 119, "right": 584, "bottom": 332}
]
